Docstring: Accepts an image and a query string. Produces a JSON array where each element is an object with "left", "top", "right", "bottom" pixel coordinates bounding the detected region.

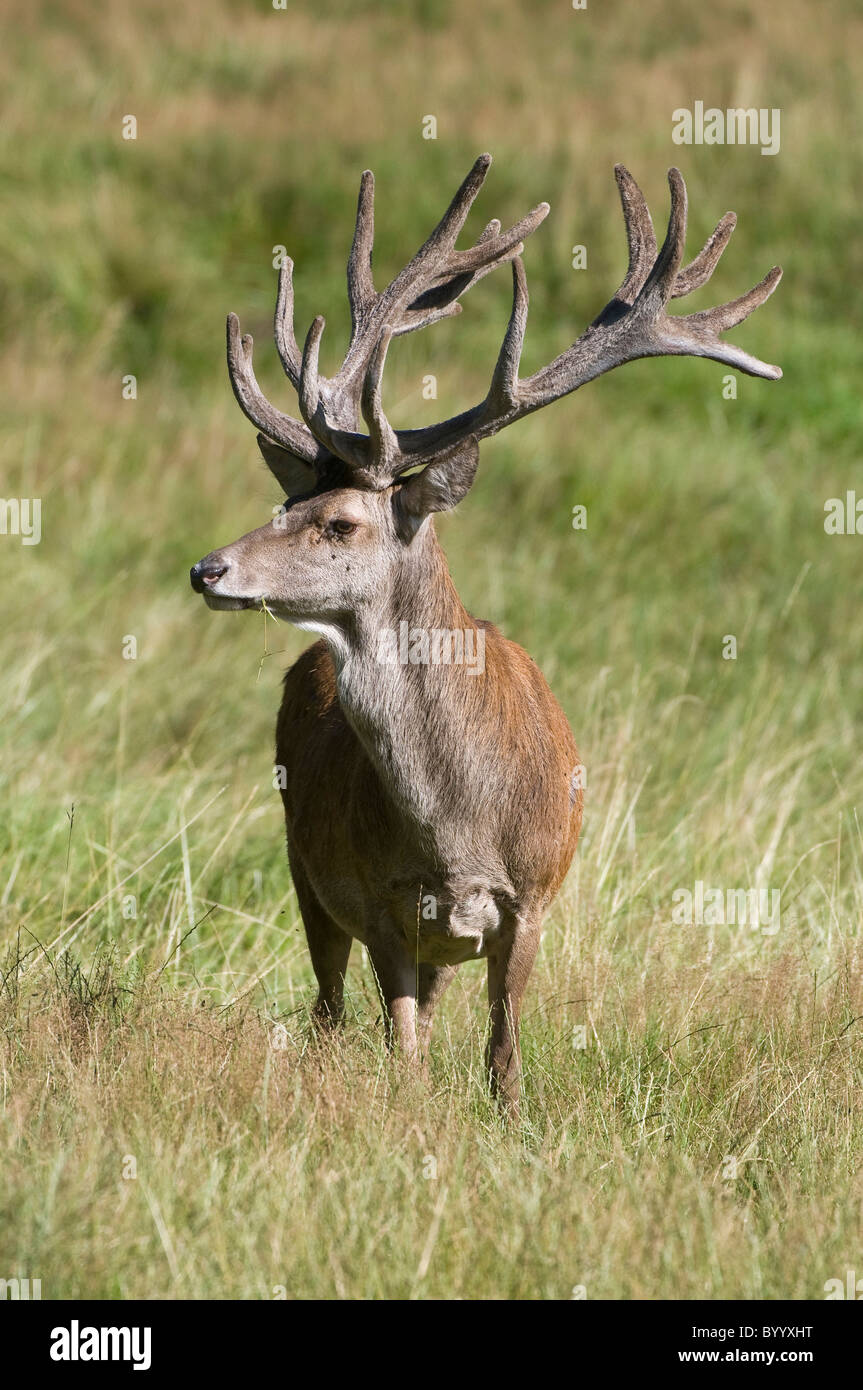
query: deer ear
[
  {"left": 256, "top": 434, "right": 317, "bottom": 496},
  {"left": 394, "top": 437, "right": 480, "bottom": 535}
]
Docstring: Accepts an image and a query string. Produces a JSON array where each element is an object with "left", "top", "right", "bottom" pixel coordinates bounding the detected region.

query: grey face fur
[{"left": 197, "top": 436, "right": 480, "bottom": 624}]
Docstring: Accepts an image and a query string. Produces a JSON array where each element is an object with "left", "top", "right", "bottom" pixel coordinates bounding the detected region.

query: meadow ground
[{"left": 1, "top": 0, "right": 862, "bottom": 1299}]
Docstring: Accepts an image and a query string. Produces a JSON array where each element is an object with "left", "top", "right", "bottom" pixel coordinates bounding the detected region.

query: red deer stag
[{"left": 191, "top": 156, "right": 781, "bottom": 1113}]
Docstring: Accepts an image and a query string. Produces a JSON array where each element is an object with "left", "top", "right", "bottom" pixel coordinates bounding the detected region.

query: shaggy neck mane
[{"left": 316, "top": 524, "right": 495, "bottom": 835}]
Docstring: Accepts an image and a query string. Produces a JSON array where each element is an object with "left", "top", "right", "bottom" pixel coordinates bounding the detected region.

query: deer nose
[{"left": 190, "top": 556, "right": 229, "bottom": 593}]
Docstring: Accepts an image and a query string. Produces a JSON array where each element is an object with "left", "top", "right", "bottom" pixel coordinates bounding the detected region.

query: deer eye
[{"left": 329, "top": 519, "right": 358, "bottom": 537}]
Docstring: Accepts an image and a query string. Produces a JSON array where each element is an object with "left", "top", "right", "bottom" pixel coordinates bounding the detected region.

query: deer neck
[{"left": 307, "top": 524, "right": 485, "bottom": 831}]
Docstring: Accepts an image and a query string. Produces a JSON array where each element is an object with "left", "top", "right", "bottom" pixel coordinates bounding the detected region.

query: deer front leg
[
  {"left": 417, "top": 963, "right": 457, "bottom": 1063},
  {"left": 289, "top": 852, "right": 353, "bottom": 1028},
  {"left": 367, "top": 937, "right": 419, "bottom": 1062},
  {"left": 485, "top": 919, "right": 541, "bottom": 1117}
]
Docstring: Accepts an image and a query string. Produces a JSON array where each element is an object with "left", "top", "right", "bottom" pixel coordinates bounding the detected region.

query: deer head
[{"left": 190, "top": 155, "right": 781, "bottom": 623}]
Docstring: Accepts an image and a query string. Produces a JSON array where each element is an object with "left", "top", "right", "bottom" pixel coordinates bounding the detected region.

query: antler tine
[
  {"left": 298, "top": 316, "right": 325, "bottom": 427},
  {"left": 673, "top": 266, "right": 784, "bottom": 378},
  {"left": 452, "top": 203, "right": 548, "bottom": 275},
  {"left": 685, "top": 265, "right": 783, "bottom": 335},
  {"left": 378, "top": 158, "right": 545, "bottom": 333},
  {"left": 226, "top": 313, "right": 326, "bottom": 465},
  {"left": 274, "top": 257, "right": 302, "bottom": 388},
  {"left": 382, "top": 203, "right": 546, "bottom": 348},
  {"left": 360, "top": 327, "right": 399, "bottom": 469},
  {"left": 487, "top": 258, "right": 529, "bottom": 411},
  {"left": 347, "top": 169, "right": 376, "bottom": 335},
  {"left": 637, "top": 167, "right": 688, "bottom": 314},
  {"left": 362, "top": 154, "right": 494, "bottom": 338},
  {"left": 376, "top": 157, "right": 489, "bottom": 315},
  {"left": 391, "top": 218, "right": 513, "bottom": 338},
  {"left": 297, "top": 317, "right": 370, "bottom": 465},
  {"left": 673, "top": 211, "right": 736, "bottom": 298},
  {"left": 418, "top": 153, "right": 493, "bottom": 261},
  {"left": 392, "top": 301, "right": 464, "bottom": 337},
  {"left": 380, "top": 256, "right": 533, "bottom": 471},
  {"left": 614, "top": 164, "right": 658, "bottom": 304}
]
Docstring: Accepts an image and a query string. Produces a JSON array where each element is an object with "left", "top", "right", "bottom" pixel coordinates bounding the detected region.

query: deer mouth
[{"left": 202, "top": 591, "right": 264, "bottom": 612}]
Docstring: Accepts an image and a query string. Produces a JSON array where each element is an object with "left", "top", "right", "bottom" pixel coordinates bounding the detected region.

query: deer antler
[
  {"left": 227, "top": 159, "right": 782, "bottom": 484},
  {"left": 528, "top": 165, "right": 782, "bottom": 394},
  {"left": 226, "top": 154, "right": 548, "bottom": 478}
]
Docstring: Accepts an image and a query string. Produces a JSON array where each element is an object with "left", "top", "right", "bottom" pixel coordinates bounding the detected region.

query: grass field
[{"left": 1, "top": 0, "right": 862, "bottom": 1300}]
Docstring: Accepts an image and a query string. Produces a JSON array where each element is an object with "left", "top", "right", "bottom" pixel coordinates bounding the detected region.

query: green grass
[{"left": 1, "top": 0, "right": 862, "bottom": 1300}]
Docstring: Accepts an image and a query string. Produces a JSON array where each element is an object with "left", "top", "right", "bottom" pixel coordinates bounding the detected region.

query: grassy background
[{"left": 1, "top": 0, "right": 862, "bottom": 1299}]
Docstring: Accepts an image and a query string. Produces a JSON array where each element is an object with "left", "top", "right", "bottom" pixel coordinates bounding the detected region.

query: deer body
[
  {"left": 274, "top": 524, "right": 580, "bottom": 1097},
  {"left": 191, "top": 155, "right": 780, "bottom": 1112}
]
